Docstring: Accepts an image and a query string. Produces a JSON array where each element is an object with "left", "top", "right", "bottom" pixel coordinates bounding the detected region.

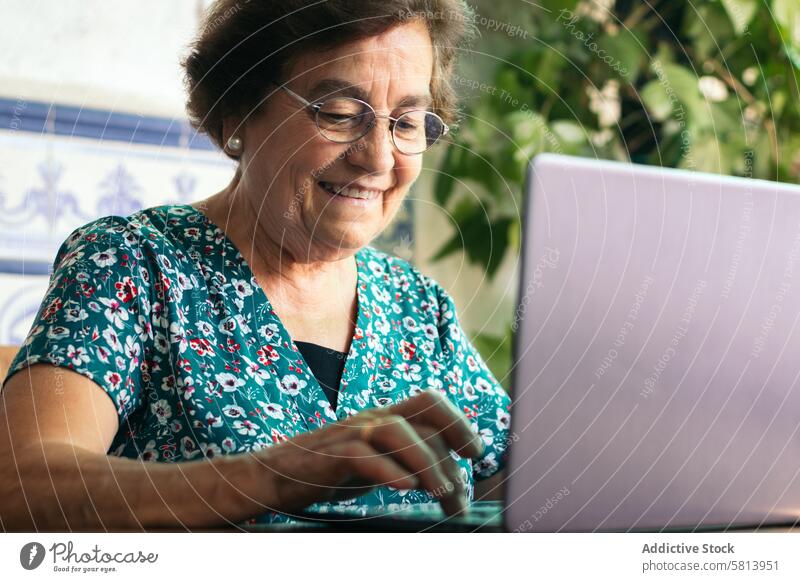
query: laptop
[
  {"left": 291, "top": 154, "right": 800, "bottom": 532},
  {"left": 505, "top": 153, "right": 800, "bottom": 532}
]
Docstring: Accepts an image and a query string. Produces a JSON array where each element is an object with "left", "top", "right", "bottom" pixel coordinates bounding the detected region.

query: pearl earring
[{"left": 226, "top": 135, "right": 242, "bottom": 153}]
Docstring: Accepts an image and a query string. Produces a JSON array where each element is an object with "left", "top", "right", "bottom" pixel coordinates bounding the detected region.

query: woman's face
[{"left": 234, "top": 19, "right": 434, "bottom": 262}]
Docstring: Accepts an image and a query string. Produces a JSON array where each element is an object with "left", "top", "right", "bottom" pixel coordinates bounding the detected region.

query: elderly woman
[{"left": 0, "top": 0, "right": 510, "bottom": 529}]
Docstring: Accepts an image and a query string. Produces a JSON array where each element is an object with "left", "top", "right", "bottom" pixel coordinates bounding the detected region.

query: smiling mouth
[{"left": 318, "top": 181, "right": 384, "bottom": 201}]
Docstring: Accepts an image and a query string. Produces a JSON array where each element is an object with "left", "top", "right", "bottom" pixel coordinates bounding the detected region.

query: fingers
[
  {"left": 389, "top": 390, "right": 484, "bottom": 458},
  {"left": 415, "top": 425, "right": 469, "bottom": 516},
  {"left": 263, "top": 439, "right": 419, "bottom": 511},
  {"left": 323, "top": 440, "right": 420, "bottom": 492},
  {"left": 366, "top": 415, "right": 454, "bottom": 501},
  {"left": 364, "top": 418, "right": 470, "bottom": 516}
]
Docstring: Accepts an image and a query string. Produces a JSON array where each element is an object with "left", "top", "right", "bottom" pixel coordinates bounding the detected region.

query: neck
[{"left": 197, "top": 179, "right": 357, "bottom": 308}]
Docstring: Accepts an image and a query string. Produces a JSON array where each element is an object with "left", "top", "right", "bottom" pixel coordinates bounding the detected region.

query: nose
[{"left": 346, "top": 117, "right": 396, "bottom": 176}]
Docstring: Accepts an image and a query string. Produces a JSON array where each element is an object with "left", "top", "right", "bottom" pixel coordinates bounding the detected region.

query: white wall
[{"left": 0, "top": 0, "right": 207, "bottom": 118}]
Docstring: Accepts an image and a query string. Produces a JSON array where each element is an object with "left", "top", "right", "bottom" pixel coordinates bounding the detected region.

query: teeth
[{"left": 319, "top": 182, "right": 381, "bottom": 200}]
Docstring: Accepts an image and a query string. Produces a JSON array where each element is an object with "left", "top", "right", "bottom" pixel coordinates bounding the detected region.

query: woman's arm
[
  {"left": 0, "top": 364, "right": 273, "bottom": 530},
  {"left": 1, "top": 364, "right": 482, "bottom": 530}
]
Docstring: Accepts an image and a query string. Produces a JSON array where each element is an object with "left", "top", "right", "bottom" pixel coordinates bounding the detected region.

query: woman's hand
[{"left": 256, "top": 390, "right": 484, "bottom": 517}]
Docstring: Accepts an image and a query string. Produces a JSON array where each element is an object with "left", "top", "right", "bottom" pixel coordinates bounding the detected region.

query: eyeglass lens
[{"left": 315, "top": 98, "right": 445, "bottom": 154}]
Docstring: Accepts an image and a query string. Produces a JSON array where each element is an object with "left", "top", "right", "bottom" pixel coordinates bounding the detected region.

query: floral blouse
[{"left": 4, "top": 204, "right": 511, "bottom": 524}]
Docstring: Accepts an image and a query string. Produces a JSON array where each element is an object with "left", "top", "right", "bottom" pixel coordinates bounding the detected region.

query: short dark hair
[{"left": 182, "top": 0, "right": 475, "bottom": 154}]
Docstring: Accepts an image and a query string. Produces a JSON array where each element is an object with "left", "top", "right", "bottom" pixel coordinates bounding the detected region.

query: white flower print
[
  {"left": 474, "top": 377, "right": 493, "bottom": 393},
  {"left": 278, "top": 374, "right": 306, "bottom": 396},
  {"left": 46, "top": 326, "right": 69, "bottom": 341},
  {"left": 463, "top": 381, "right": 479, "bottom": 401},
  {"left": 151, "top": 399, "right": 172, "bottom": 424},
  {"left": 64, "top": 306, "right": 88, "bottom": 322},
  {"left": 99, "top": 297, "right": 129, "bottom": 329},
  {"left": 66, "top": 345, "right": 90, "bottom": 367},
  {"left": 222, "top": 404, "right": 245, "bottom": 418},
  {"left": 257, "top": 400, "right": 285, "bottom": 420},
  {"left": 496, "top": 408, "right": 511, "bottom": 431},
  {"left": 153, "top": 331, "right": 169, "bottom": 354},
  {"left": 168, "top": 322, "right": 189, "bottom": 354},
  {"left": 376, "top": 377, "right": 397, "bottom": 392},
  {"left": 140, "top": 440, "right": 159, "bottom": 462},
  {"left": 107, "top": 373, "right": 124, "bottom": 391},
  {"left": 90, "top": 247, "right": 117, "bottom": 267},
  {"left": 232, "top": 278, "right": 253, "bottom": 299},
  {"left": 134, "top": 315, "right": 153, "bottom": 341},
  {"left": 425, "top": 376, "right": 443, "bottom": 391},
  {"left": 205, "top": 412, "right": 223, "bottom": 428},
  {"left": 367, "top": 260, "right": 385, "bottom": 277},
  {"left": 421, "top": 323, "right": 437, "bottom": 341},
  {"left": 241, "top": 355, "right": 270, "bottom": 386},
  {"left": 233, "top": 419, "right": 258, "bottom": 436},
  {"left": 124, "top": 335, "right": 141, "bottom": 363},
  {"left": 216, "top": 372, "right": 244, "bottom": 392},
  {"left": 397, "top": 362, "right": 421, "bottom": 382},
  {"left": 181, "top": 436, "right": 201, "bottom": 460},
  {"left": 102, "top": 327, "right": 123, "bottom": 352},
  {"left": 318, "top": 400, "right": 337, "bottom": 420},
  {"left": 257, "top": 323, "right": 280, "bottom": 341},
  {"left": 201, "top": 442, "right": 222, "bottom": 458},
  {"left": 178, "top": 376, "right": 195, "bottom": 400},
  {"left": 479, "top": 427, "right": 495, "bottom": 446},
  {"left": 218, "top": 316, "right": 237, "bottom": 336},
  {"left": 475, "top": 452, "right": 498, "bottom": 476},
  {"left": 197, "top": 320, "right": 215, "bottom": 338},
  {"left": 96, "top": 345, "right": 111, "bottom": 364}
]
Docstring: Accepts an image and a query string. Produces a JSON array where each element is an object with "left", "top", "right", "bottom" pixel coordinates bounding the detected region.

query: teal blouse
[{"left": 4, "top": 204, "right": 511, "bottom": 524}]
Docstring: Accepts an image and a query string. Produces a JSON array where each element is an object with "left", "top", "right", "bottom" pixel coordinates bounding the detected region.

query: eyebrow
[{"left": 306, "top": 78, "right": 433, "bottom": 109}]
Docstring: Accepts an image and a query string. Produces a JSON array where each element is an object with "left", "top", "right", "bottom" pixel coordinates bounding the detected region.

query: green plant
[{"left": 435, "top": 0, "right": 800, "bottom": 386}]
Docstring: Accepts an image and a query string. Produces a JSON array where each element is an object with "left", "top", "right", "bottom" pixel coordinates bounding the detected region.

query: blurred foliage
[{"left": 436, "top": 0, "right": 800, "bottom": 386}]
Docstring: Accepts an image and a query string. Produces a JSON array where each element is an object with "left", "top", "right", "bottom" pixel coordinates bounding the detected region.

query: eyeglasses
[{"left": 278, "top": 85, "right": 449, "bottom": 155}]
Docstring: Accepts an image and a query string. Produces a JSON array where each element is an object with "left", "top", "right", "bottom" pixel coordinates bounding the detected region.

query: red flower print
[
  {"left": 189, "top": 337, "right": 214, "bottom": 356},
  {"left": 42, "top": 298, "right": 63, "bottom": 321},
  {"left": 114, "top": 276, "right": 139, "bottom": 303},
  {"left": 257, "top": 344, "right": 279, "bottom": 365},
  {"left": 399, "top": 340, "right": 416, "bottom": 361}
]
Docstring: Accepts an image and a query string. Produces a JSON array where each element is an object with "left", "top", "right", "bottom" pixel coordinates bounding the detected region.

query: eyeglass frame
[{"left": 276, "top": 84, "right": 450, "bottom": 155}]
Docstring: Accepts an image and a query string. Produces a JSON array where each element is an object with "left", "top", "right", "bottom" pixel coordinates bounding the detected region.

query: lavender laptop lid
[{"left": 506, "top": 154, "right": 800, "bottom": 531}]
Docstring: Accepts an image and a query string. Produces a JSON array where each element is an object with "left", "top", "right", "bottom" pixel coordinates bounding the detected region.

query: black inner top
[{"left": 295, "top": 341, "right": 348, "bottom": 412}]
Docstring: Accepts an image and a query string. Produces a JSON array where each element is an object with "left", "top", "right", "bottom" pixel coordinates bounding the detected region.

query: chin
[{"left": 318, "top": 227, "right": 378, "bottom": 255}]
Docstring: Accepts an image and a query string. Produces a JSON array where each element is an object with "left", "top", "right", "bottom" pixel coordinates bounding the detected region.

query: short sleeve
[
  {"left": 3, "top": 217, "right": 154, "bottom": 427},
  {"left": 434, "top": 282, "right": 512, "bottom": 480}
]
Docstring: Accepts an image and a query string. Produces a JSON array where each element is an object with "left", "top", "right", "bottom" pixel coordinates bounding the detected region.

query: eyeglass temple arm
[{"left": 279, "top": 85, "right": 320, "bottom": 111}]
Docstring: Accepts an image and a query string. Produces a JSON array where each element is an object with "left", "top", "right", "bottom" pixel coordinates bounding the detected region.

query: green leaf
[
  {"left": 596, "top": 29, "right": 646, "bottom": 83},
  {"left": 429, "top": 202, "right": 512, "bottom": 278},
  {"left": 721, "top": 0, "right": 758, "bottom": 35},
  {"left": 641, "top": 79, "right": 674, "bottom": 122},
  {"left": 533, "top": 49, "right": 565, "bottom": 94},
  {"left": 472, "top": 330, "right": 513, "bottom": 389},
  {"left": 774, "top": 0, "right": 800, "bottom": 56},
  {"left": 435, "top": 147, "right": 456, "bottom": 206},
  {"left": 551, "top": 120, "right": 587, "bottom": 145}
]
